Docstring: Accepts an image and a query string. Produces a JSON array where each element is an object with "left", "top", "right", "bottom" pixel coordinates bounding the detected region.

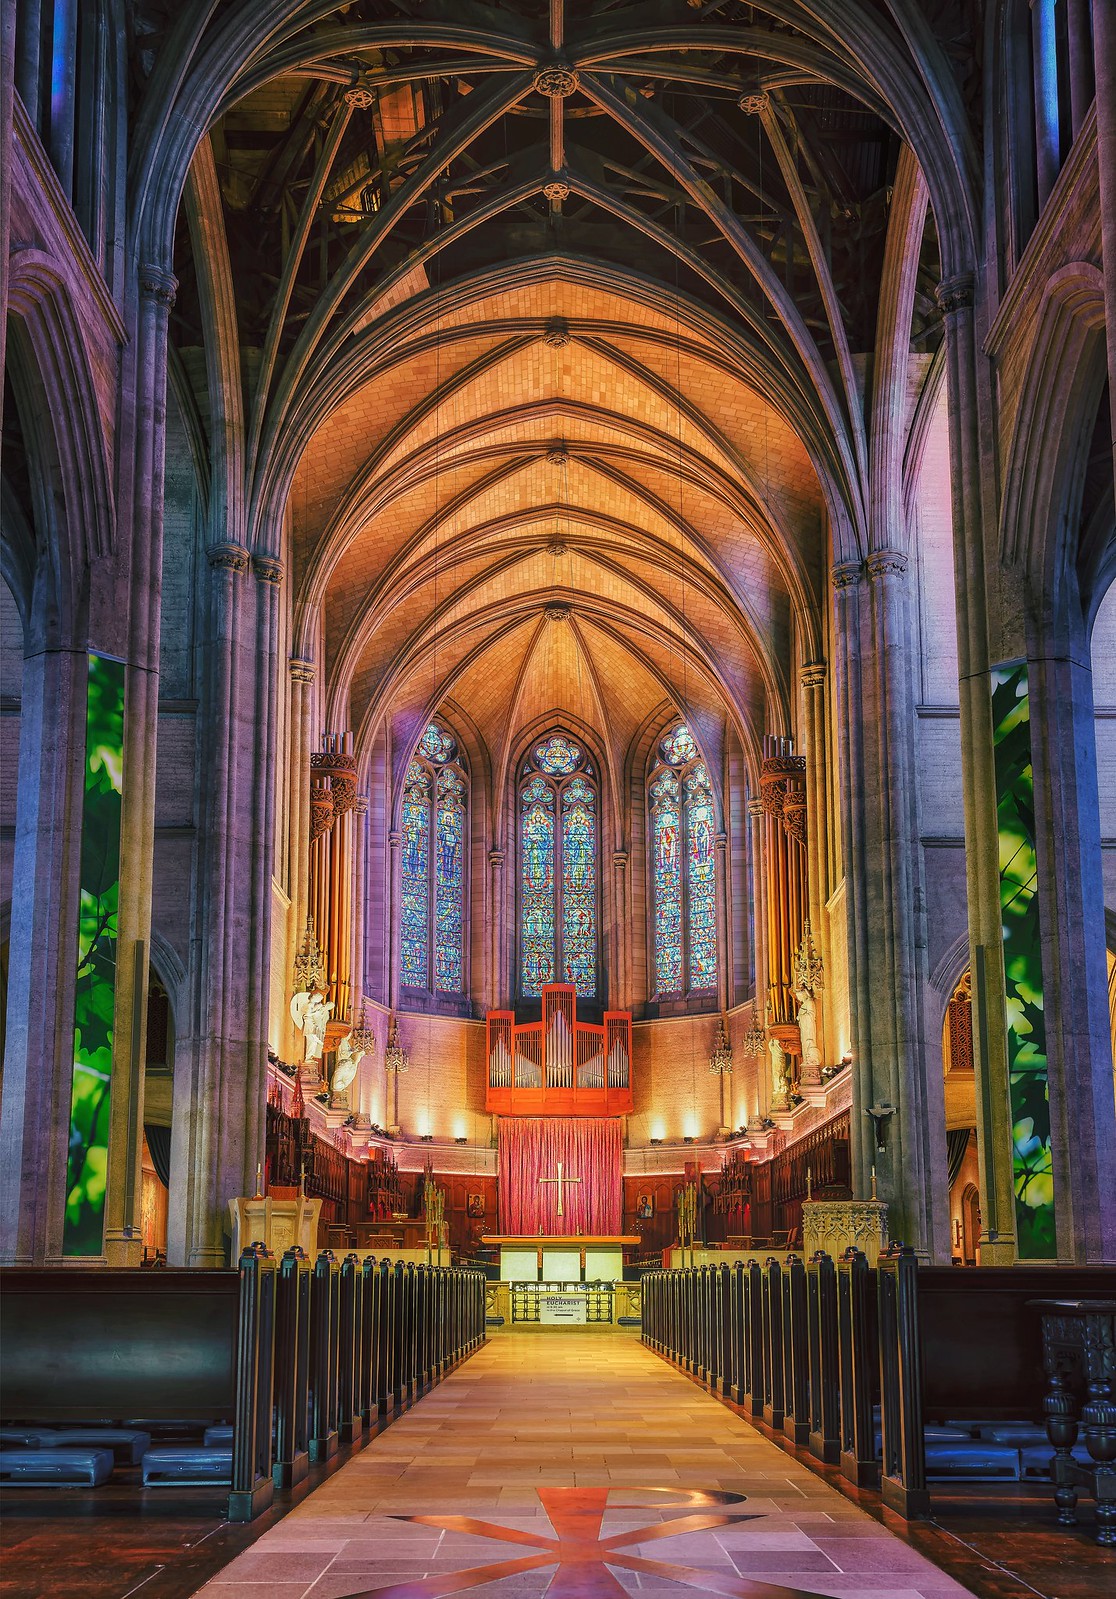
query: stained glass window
[
  {"left": 401, "top": 765, "right": 431, "bottom": 989},
  {"left": 649, "top": 725, "right": 718, "bottom": 998},
  {"left": 651, "top": 771, "right": 683, "bottom": 994},
  {"left": 533, "top": 734, "right": 583, "bottom": 776},
  {"left": 519, "top": 738, "right": 598, "bottom": 998},
  {"left": 401, "top": 723, "right": 467, "bottom": 995}
]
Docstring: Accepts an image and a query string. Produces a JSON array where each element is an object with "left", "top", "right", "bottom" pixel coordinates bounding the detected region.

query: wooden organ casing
[{"left": 485, "top": 984, "right": 633, "bottom": 1116}]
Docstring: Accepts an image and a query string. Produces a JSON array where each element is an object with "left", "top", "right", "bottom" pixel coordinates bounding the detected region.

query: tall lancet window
[
  {"left": 519, "top": 734, "right": 599, "bottom": 999},
  {"left": 400, "top": 722, "right": 467, "bottom": 996},
  {"left": 649, "top": 723, "right": 718, "bottom": 1000}
]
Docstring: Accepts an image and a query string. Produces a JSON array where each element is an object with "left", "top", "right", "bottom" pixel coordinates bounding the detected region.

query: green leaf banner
[
  {"left": 991, "top": 662, "right": 1056, "bottom": 1259},
  {"left": 63, "top": 654, "right": 125, "bottom": 1256}
]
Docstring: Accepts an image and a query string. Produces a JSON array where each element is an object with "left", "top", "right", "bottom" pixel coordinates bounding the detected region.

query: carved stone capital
[
  {"left": 781, "top": 791, "right": 807, "bottom": 847},
  {"left": 747, "top": 797, "right": 766, "bottom": 819},
  {"left": 253, "top": 555, "right": 284, "bottom": 585},
  {"left": 206, "top": 542, "right": 249, "bottom": 573},
  {"left": 489, "top": 849, "right": 505, "bottom": 868},
  {"left": 800, "top": 660, "right": 827, "bottom": 690},
  {"left": 534, "top": 65, "right": 579, "bottom": 98},
  {"left": 139, "top": 264, "right": 178, "bottom": 309},
  {"left": 866, "top": 549, "right": 909, "bottom": 582},
  {"left": 935, "top": 273, "right": 975, "bottom": 316},
  {"left": 830, "top": 560, "right": 863, "bottom": 592},
  {"left": 543, "top": 317, "right": 571, "bottom": 348},
  {"left": 388, "top": 830, "right": 401, "bottom": 850},
  {"left": 354, "top": 794, "right": 369, "bottom": 816},
  {"left": 715, "top": 831, "right": 728, "bottom": 853},
  {"left": 289, "top": 657, "right": 316, "bottom": 684},
  {"left": 613, "top": 850, "right": 629, "bottom": 870}
]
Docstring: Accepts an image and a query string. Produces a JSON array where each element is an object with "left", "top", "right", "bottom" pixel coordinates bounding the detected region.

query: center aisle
[{"left": 195, "top": 1332, "right": 975, "bottom": 1599}]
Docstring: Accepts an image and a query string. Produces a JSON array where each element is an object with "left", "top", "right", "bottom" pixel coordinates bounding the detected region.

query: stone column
[
  {"left": 387, "top": 829, "right": 401, "bottom": 1011},
  {"left": 166, "top": 545, "right": 280, "bottom": 1265},
  {"left": 800, "top": 662, "right": 831, "bottom": 1059},
  {"left": 612, "top": 849, "right": 629, "bottom": 1009},
  {"left": 488, "top": 848, "right": 505, "bottom": 1009},
  {"left": 1027, "top": 644, "right": 1116, "bottom": 1260},
  {"left": 285, "top": 658, "right": 315, "bottom": 1059},
  {"left": 352, "top": 794, "right": 369, "bottom": 1016},
  {"left": 937, "top": 275, "right": 1018, "bottom": 1263},
  {"left": 1092, "top": 0, "right": 1116, "bottom": 489},
  {"left": 862, "top": 550, "right": 947, "bottom": 1258},
  {"left": 746, "top": 796, "right": 768, "bottom": 1124},
  {"left": 103, "top": 262, "right": 178, "bottom": 1268},
  {"left": 0, "top": 644, "right": 88, "bottom": 1262}
]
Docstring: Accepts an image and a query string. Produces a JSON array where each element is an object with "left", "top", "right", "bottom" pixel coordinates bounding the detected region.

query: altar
[{"left": 482, "top": 1234, "right": 639, "bottom": 1283}]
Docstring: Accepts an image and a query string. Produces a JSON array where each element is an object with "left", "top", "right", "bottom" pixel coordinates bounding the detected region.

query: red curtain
[{"left": 498, "top": 1118, "right": 622, "bottom": 1235}]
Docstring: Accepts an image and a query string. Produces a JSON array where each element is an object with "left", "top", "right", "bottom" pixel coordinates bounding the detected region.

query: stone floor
[{"left": 193, "top": 1330, "right": 978, "bottom": 1599}]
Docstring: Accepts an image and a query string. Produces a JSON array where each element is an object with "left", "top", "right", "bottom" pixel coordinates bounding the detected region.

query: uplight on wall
[
  {"left": 683, "top": 1112, "right": 699, "bottom": 1141},
  {"left": 453, "top": 1114, "right": 468, "bottom": 1142},
  {"left": 417, "top": 1109, "right": 432, "bottom": 1139},
  {"left": 649, "top": 1118, "right": 666, "bottom": 1144}
]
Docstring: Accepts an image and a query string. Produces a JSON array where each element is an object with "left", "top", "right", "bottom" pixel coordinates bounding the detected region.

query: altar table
[{"left": 482, "top": 1234, "right": 639, "bottom": 1283}]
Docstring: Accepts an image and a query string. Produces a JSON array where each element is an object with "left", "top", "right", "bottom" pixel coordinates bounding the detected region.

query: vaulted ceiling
[{"left": 162, "top": 0, "right": 968, "bottom": 788}]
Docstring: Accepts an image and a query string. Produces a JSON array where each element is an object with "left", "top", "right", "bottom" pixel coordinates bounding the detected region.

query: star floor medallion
[{"left": 337, "top": 1486, "right": 837, "bottom": 1599}]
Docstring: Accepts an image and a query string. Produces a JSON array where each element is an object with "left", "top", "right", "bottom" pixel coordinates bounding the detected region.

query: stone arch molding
[
  {"left": 5, "top": 249, "right": 117, "bottom": 623},
  {"left": 999, "top": 261, "right": 1108, "bottom": 627}
]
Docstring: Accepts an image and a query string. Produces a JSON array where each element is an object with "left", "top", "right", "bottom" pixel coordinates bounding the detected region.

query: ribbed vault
[{"left": 158, "top": 0, "right": 962, "bottom": 799}]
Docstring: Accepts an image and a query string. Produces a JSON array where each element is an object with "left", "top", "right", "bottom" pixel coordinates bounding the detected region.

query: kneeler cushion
[
  {"left": 23, "top": 1428, "right": 151, "bottom": 1465},
  {"left": 141, "top": 1445, "right": 233, "bottom": 1486},
  {"left": 924, "top": 1440, "right": 1020, "bottom": 1478},
  {"left": 0, "top": 1448, "right": 114, "bottom": 1486}
]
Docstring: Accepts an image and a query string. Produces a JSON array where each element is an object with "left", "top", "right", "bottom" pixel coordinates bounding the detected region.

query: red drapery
[{"left": 497, "top": 1118, "right": 622, "bottom": 1235}]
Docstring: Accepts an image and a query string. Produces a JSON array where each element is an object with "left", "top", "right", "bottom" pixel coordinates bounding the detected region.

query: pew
[
  {"left": 1, "top": 1251, "right": 487, "bottom": 1523},
  {"left": 641, "top": 1252, "right": 1116, "bottom": 1538}
]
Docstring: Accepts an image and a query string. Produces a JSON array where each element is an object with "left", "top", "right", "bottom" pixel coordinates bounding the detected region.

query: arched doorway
[
  {"left": 942, "top": 970, "right": 980, "bottom": 1263},
  {"left": 140, "top": 972, "right": 175, "bottom": 1263}
]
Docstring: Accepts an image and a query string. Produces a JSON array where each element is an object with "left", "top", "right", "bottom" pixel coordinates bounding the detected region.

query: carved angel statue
[
  {"left": 290, "top": 986, "right": 334, "bottom": 1065},
  {"left": 769, "top": 1033, "right": 790, "bottom": 1106},
  {"left": 793, "top": 983, "right": 822, "bottom": 1072},
  {"left": 330, "top": 1030, "right": 367, "bottom": 1101}
]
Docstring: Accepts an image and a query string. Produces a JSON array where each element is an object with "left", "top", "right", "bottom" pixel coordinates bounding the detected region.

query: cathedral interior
[{"left": 1, "top": 3, "right": 1115, "bottom": 1595}]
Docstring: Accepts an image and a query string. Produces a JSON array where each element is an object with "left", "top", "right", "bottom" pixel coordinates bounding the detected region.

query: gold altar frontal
[
  {"left": 482, "top": 1234, "right": 639, "bottom": 1282},
  {"left": 482, "top": 1236, "right": 642, "bottom": 1330}
]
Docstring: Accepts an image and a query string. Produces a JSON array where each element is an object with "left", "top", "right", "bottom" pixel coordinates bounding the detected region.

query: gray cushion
[
  {"left": 35, "top": 1428, "right": 151, "bottom": 1465},
  {"left": 0, "top": 1448, "right": 114, "bottom": 1486},
  {"left": 203, "top": 1425, "right": 234, "bottom": 1447},
  {"left": 141, "top": 1445, "right": 232, "bottom": 1485},
  {"left": 924, "top": 1440, "right": 1020, "bottom": 1479}
]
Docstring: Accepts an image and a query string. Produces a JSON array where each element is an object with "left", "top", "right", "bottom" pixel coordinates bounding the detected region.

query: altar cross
[{"left": 538, "top": 1160, "right": 581, "bottom": 1218}]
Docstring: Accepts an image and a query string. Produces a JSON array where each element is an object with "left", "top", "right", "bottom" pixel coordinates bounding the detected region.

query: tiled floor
[{"left": 193, "top": 1331, "right": 977, "bottom": 1599}]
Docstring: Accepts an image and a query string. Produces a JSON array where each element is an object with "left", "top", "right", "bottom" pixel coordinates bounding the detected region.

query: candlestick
[
  {"left": 806, "top": 1164, "right": 812, "bottom": 1202},
  {"left": 870, "top": 1163, "right": 877, "bottom": 1201},
  {"left": 255, "top": 1162, "right": 263, "bottom": 1198}
]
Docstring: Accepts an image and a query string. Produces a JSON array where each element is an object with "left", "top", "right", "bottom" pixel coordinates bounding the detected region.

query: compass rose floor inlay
[{"left": 193, "top": 1332, "right": 976, "bottom": 1599}]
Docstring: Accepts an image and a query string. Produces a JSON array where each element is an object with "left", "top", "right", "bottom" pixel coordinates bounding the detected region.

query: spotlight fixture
[
  {"left": 650, "top": 1137, "right": 663, "bottom": 1147},
  {"left": 683, "top": 1135, "right": 695, "bottom": 1146},
  {"left": 454, "top": 1135, "right": 467, "bottom": 1146},
  {"left": 420, "top": 1133, "right": 433, "bottom": 1143}
]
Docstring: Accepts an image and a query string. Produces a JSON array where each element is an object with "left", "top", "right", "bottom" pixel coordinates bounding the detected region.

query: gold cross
[{"left": 538, "top": 1160, "right": 581, "bottom": 1218}]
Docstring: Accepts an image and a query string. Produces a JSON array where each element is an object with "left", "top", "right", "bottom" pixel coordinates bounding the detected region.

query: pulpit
[{"left": 227, "top": 1193, "right": 321, "bottom": 1261}]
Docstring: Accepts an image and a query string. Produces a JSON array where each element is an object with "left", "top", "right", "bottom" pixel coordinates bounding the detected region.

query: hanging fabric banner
[
  {"left": 63, "top": 654, "right": 126, "bottom": 1256},
  {"left": 497, "top": 1117, "right": 622, "bottom": 1235},
  {"left": 991, "top": 661, "right": 1055, "bottom": 1259}
]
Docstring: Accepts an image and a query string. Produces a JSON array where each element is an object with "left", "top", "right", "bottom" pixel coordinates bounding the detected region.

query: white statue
[
  {"left": 769, "top": 1033, "right": 789, "bottom": 1107},
  {"left": 794, "top": 984, "right": 822, "bottom": 1074},
  {"left": 330, "top": 1031, "right": 366, "bottom": 1101},
  {"left": 290, "top": 986, "right": 334, "bottom": 1066}
]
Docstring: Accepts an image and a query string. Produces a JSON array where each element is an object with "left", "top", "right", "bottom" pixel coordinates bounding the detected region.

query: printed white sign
[{"left": 539, "top": 1293, "right": 587, "bottom": 1325}]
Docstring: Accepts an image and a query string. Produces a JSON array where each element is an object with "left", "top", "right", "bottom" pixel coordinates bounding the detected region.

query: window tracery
[
  {"left": 401, "top": 723, "right": 468, "bottom": 995},
  {"left": 519, "top": 735, "right": 598, "bottom": 999},
  {"left": 649, "top": 724, "right": 719, "bottom": 999}
]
